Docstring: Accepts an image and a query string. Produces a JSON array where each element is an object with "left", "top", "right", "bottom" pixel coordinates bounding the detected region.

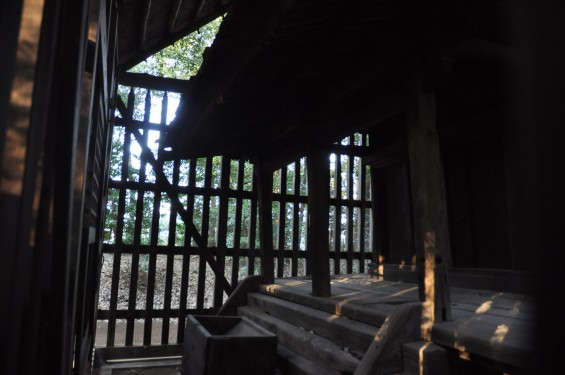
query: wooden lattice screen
[{"left": 96, "top": 81, "right": 375, "bottom": 347}]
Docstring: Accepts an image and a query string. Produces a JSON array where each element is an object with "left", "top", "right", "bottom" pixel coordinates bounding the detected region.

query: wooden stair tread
[
  {"left": 248, "top": 292, "right": 378, "bottom": 353},
  {"left": 259, "top": 282, "right": 394, "bottom": 327},
  {"left": 238, "top": 305, "right": 360, "bottom": 374}
]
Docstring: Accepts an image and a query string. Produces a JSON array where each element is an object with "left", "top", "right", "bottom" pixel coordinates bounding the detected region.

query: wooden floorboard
[{"left": 261, "top": 274, "right": 534, "bottom": 370}]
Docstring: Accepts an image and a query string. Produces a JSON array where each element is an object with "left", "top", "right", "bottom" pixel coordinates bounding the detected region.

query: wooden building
[{"left": 1, "top": 0, "right": 564, "bottom": 374}]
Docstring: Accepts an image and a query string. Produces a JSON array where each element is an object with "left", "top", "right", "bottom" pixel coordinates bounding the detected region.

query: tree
[{"left": 106, "top": 18, "right": 224, "bottom": 246}]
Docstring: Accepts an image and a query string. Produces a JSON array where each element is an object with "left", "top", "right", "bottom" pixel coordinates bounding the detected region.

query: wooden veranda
[{"left": 1, "top": 0, "right": 564, "bottom": 374}]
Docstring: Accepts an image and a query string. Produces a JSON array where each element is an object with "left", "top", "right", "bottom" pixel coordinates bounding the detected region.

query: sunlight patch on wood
[
  {"left": 326, "top": 314, "right": 340, "bottom": 322},
  {"left": 454, "top": 341, "right": 471, "bottom": 361},
  {"left": 1, "top": 0, "right": 45, "bottom": 197},
  {"left": 418, "top": 342, "right": 431, "bottom": 375},
  {"left": 284, "top": 280, "right": 306, "bottom": 287},
  {"left": 510, "top": 301, "right": 522, "bottom": 317},
  {"left": 475, "top": 300, "right": 492, "bottom": 314},
  {"left": 389, "top": 286, "right": 418, "bottom": 298},
  {"left": 421, "top": 231, "right": 436, "bottom": 341},
  {"left": 265, "top": 284, "right": 281, "bottom": 293},
  {"left": 490, "top": 324, "right": 509, "bottom": 345}
]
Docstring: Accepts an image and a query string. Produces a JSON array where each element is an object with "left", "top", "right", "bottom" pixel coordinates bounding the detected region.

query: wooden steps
[
  {"left": 247, "top": 293, "right": 378, "bottom": 354},
  {"left": 235, "top": 288, "right": 389, "bottom": 374},
  {"left": 239, "top": 279, "right": 423, "bottom": 374},
  {"left": 238, "top": 305, "right": 360, "bottom": 374}
]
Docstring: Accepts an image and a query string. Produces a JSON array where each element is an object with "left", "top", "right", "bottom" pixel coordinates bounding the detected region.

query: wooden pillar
[
  {"left": 257, "top": 163, "right": 275, "bottom": 284},
  {"left": 307, "top": 150, "right": 331, "bottom": 297},
  {"left": 406, "top": 79, "right": 451, "bottom": 331}
]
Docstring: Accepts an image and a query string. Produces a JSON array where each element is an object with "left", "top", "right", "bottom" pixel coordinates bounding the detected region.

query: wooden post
[
  {"left": 307, "top": 150, "right": 331, "bottom": 297},
  {"left": 406, "top": 79, "right": 451, "bottom": 333},
  {"left": 257, "top": 163, "right": 275, "bottom": 284}
]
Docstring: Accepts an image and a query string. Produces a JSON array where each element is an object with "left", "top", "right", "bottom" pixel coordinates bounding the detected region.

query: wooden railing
[{"left": 95, "top": 76, "right": 376, "bottom": 347}]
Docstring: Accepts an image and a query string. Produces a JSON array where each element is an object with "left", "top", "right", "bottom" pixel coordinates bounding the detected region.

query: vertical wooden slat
[
  {"left": 372, "top": 168, "right": 387, "bottom": 267},
  {"left": 307, "top": 149, "right": 331, "bottom": 297},
  {"left": 291, "top": 160, "right": 300, "bottom": 276},
  {"left": 107, "top": 86, "right": 134, "bottom": 346},
  {"left": 334, "top": 154, "right": 342, "bottom": 274},
  {"left": 347, "top": 155, "right": 354, "bottom": 273},
  {"left": 161, "top": 95, "right": 175, "bottom": 344},
  {"left": 359, "top": 163, "right": 367, "bottom": 273},
  {"left": 248, "top": 171, "right": 258, "bottom": 276},
  {"left": 177, "top": 158, "right": 195, "bottom": 342},
  {"left": 277, "top": 167, "right": 287, "bottom": 278},
  {"left": 231, "top": 160, "right": 245, "bottom": 286},
  {"left": 196, "top": 157, "right": 212, "bottom": 311},
  {"left": 143, "top": 186, "right": 160, "bottom": 345},
  {"left": 214, "top": 157, "right": 230, "bottom": 310},
  {"left": 303, "top": 158, "right": 311, "bottom": 277},
  {"left": 126, "top": 89, "right": 151, "bottom": 345},
  {"left": 257, "top": 163, "right": 275, "bottom": 284}
]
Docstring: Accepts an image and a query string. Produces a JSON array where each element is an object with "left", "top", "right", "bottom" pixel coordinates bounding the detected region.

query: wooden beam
[
  {"left": 256, "top": 162, "right": 275, "bottom": 284},
  {"left": 406, "top": 79, "right": 451, "bottom": 332},
  {"left": 116, "top": 96, "right": 127, "bottom": 118},
  {"left": 307, "top": 149, "right": 331, "bottom": 297},
  {"left": 119, "top": 72, "right": 189, "bottom": 93},
  {"left": 260, "top": 92, "right": 403, "bottom": 173}
]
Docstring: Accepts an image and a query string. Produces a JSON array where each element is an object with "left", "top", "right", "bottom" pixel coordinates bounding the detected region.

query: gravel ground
[
  {"left": 97, "top": 253, "right": 232, "bottom": 311},
  {"left": 97, "top": 253, "right": 359, "bottom": 312}
]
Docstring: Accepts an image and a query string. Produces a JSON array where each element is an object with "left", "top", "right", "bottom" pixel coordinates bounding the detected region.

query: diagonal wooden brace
[{"left": 131, "top": 129, "right": 233, "bottom": 296}]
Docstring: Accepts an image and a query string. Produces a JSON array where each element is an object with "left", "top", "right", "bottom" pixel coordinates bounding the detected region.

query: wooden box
[{"left": 182, "top": 315, "right": 277, "bottom": 375}]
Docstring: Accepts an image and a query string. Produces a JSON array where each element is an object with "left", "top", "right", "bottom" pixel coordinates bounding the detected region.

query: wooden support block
[{"left": 183, "top": 315, "right": 277, "bottom": 375}]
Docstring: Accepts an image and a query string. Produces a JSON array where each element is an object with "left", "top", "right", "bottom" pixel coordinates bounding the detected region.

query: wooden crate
[{"left": 182, "top": 315, "right": 277, "bottom": 375}]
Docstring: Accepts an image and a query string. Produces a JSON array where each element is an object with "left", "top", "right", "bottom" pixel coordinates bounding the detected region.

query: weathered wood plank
[
  {"left": 119, "top": 73, "right": 189, "bottom": 94},
  {"left": 143, "top": 188, "right": 160, "bottom": 345},
  {"left": 248, "top": 175, "right": 259, "bottom": 276},
  {"left": 231, "top": 159, "right": 244, "bottom": 286},
  {"left": 276, "top": 167, "right": 287, "bottom": 278},
  {"left": 431, "top": 314, "right": 533, "bottom": 369},
  {"left": 162, "top": 159, "right": 180, "bottom": 343},
  {"left": 247, "top": 293, "right": 378, "bottom": 353},
  {"left": 257, "top": 162, "right": 275, "bottom": 284},
  {"left": 291, "top": 160, "right": 300, "bottom": 276},
  {"left": 239, "top": 306, "right": 360, "bottom": 373},
  {"left": 355, "top": 302, "right": 423, "bottom": 375},
  {"left": 126, "top": 90, "right": 153, "bottom": 345},
  {"left": 214, "top": 157, "right": 231, "bottom": 310},
  {"left": 307, "top": 150, "right": 331, "bottom": 297},
  {"left": 406, "top": 79, "right": 451, "bottom": 326},
  {"left": 333, "top": 152, "right": 342, "bottom": 274}
]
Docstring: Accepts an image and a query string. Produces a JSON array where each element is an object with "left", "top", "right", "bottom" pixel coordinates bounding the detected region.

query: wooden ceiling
[
  {"left": 153, "top": 0, "right": 514, "bottom": 168},
  {"left": 117, "top": 0, "right": 231, "bottom": 70}
]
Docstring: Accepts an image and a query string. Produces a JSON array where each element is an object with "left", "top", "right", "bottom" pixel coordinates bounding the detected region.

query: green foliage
[{"left": 129, "top": 17, "right": 223, "bottom": 80}]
